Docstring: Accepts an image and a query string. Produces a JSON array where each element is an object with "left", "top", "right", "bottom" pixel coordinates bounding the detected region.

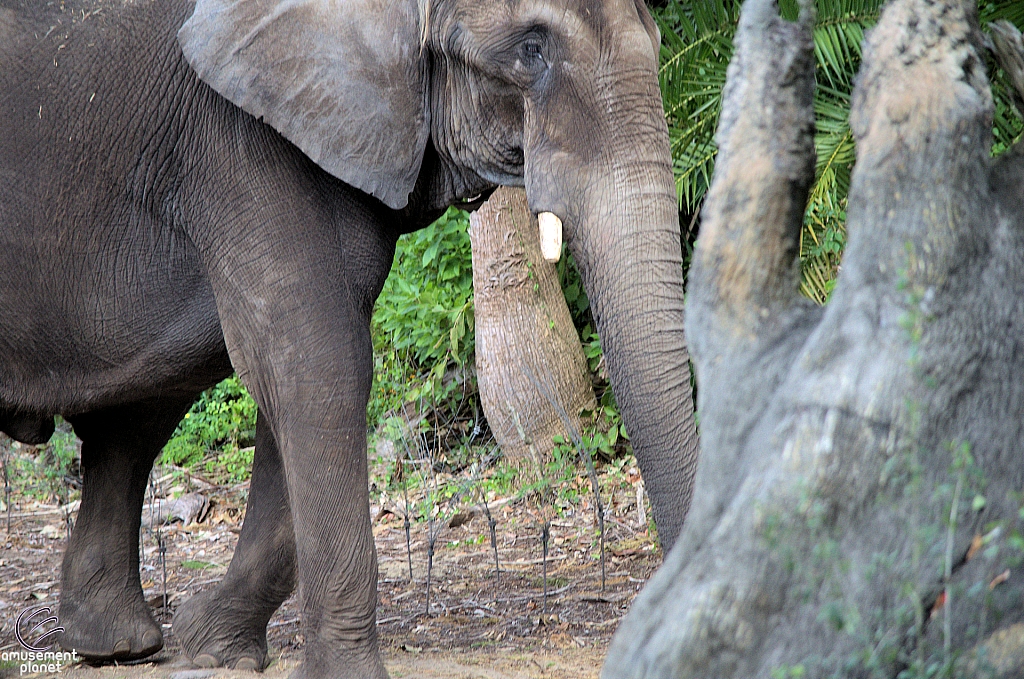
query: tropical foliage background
[{"left": 656, "top": 0, "right": 1024, "bottom": 303}]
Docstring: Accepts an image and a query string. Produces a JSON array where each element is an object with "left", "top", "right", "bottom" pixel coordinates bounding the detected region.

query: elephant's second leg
[
  {"left": 174, "top": 414, "right": 296, "bottom": 670},
  {"left": 282, "top": 411, "right": 384, "bottom": 679},
  {"left": 58, "top": 401, "right": 191, "bottom": 661}
]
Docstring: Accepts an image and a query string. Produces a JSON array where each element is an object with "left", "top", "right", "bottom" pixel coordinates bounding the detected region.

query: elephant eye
[{"left": 518, "top": 35, "right": 548, "bottom": 72}]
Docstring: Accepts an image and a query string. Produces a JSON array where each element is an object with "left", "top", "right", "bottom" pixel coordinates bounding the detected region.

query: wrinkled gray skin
[
  {"left": 0, "top": 0, "right": 698, "bottom": 676},
  {"left": 603, "top": 0, "right": 1024, "bottom": 677}
]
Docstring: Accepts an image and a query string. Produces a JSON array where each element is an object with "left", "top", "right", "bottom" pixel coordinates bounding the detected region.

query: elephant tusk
[{"left": 538, "top": 212, "right": 563, "bottom": 263}]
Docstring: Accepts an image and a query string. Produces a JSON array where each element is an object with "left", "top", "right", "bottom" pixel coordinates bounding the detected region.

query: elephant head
[{"left": 178, "top": 0, "right": 699, "bottom": 548}]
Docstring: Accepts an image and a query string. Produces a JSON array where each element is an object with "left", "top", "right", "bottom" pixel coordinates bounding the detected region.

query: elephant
[
  {"left": 0, "top": 0, "right": 699, "bottom": 675},
  {"left": 602, "top": 0, "right": 1024, "bottom": 677}
]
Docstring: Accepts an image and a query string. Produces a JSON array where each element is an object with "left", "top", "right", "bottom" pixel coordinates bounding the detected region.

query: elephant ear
[{"left": 178, "top": 0, "right": 428, "bottom": 209}]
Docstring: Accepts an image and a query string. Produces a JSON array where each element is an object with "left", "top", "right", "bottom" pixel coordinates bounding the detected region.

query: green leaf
[{"left": 656, "top": 0, "right": 1023, "bottom": 304}]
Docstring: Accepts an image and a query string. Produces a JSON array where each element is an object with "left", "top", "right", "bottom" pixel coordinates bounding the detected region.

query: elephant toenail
[
  {"left": 141, "top": 630, "right": 163, "bottom": 652},
  {"left": 193, "top": 653, "right": 222, "bottom": 668},
  {"left": 112, "top": 639, "right": 132, "bottom": 656},
  {"left": 233, "top": 656, "right": 262, "bottom": 671}
]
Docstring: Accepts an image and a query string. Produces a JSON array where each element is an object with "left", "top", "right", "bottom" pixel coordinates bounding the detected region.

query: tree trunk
[
  {"left": 605, "top": 2, "right": 1024, "bottom": 677},
  {"left": 469, "top": 187, "right": 595, "bottom": 463}
]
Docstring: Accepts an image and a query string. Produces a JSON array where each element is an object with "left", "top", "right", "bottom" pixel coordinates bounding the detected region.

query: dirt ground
[{"left": 0, "top": 449, "right": 660, "bottom": 678}]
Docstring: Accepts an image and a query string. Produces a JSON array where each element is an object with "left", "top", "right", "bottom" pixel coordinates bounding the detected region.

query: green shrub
[
  {"left": 3, "top": 421, "right": 80, "bottom": 505},
  {"left": 555, "top": 251, "right": 593, "bottom": 337},
  {"left": 369, "top": 207, "right": 476, "bottom": 426},
  {"left": 161, "top": 375, "right": 256, "bottom": 477}
]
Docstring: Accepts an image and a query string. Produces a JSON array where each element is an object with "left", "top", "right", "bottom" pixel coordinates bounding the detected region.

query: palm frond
[
  {"left": 657, "top": 0, "right": 1024, "bottom": 304},
  {"left": 983, "top": 2, "right": 1024, "bottom": 29},
  {"left": 655, "top": 0, "right": 738, "bottom": 213}
]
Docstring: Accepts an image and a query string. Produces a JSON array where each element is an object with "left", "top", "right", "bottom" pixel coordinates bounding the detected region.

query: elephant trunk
[{"left": 567, "top": 151, "right": 699, "bottom": 553}]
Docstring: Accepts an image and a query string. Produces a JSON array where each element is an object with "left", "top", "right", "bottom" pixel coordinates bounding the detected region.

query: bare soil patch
[{"left": 0, "top": 451, "right": 659, "bottom": 678}]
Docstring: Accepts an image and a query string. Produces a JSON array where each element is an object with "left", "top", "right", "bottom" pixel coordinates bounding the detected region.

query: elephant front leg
[
  {"left": 59, "top": 399, "right": 193, "bottom": 661},
  {"left": 232, "top": 314, "right": 385, "bottom": 679},
  {"left": 191, "top": 168, "right": 399, "bottom": 677},
  {"left": 174, "top": 413, "right": 297, "bottom": 670},
  {"left": 273, "top": 366, "right": 384, "bottom": 679}
]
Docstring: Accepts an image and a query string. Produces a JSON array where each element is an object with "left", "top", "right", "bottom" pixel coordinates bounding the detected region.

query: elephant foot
[
  {"left": 288, "top": 639, "right": 389, "bottom": 679},
  {"left": 57, "top": 592, "right": 163, "bottom": 661},
  {"left": 173, "top": 586, "right": 271, "bottom": 670}
]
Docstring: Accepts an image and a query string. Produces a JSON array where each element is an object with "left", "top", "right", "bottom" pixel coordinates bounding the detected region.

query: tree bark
[
  {"left": 605, "top": 2, "right": 1024, "bottom": 677},
  {"left": 469, "top": 187, "right": 595, "bottom": 462}
]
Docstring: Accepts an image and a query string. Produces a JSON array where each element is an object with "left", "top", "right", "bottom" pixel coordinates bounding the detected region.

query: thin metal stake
[
  {"left": 485, "top": 503, "right": 499, "bottom": 579},
  {"left": 599, "top": 505, "right": 606, "bottom": 592},
  {"left": 425, "top": 540, "right": 435, "bottom": 616},
  {"left": 159, "top": 530, "right": 168, "bottom": 619},
  {"left": 519, "top": 366, "right": 608, "bottom": 594},
  {"left": 2, "top": 441, "right": 12, "bottom": 534},
  {"left": 402, "top": 460, "right": 413, "bottom": 582},
  {"left": 542, "top": 521, "right": 550, "bottom": 614}
]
